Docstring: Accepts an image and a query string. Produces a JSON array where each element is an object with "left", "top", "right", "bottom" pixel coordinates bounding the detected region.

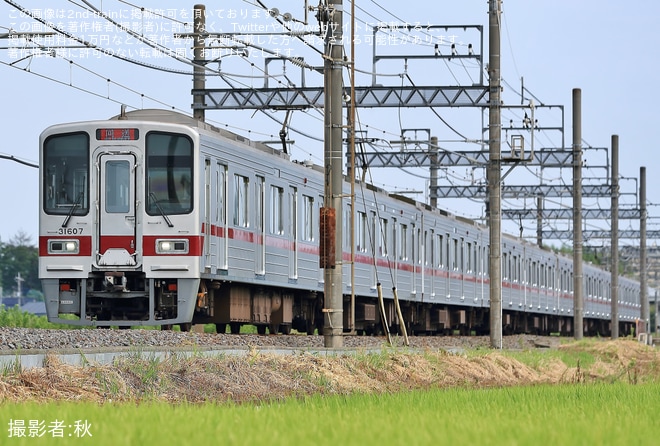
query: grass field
[{"left": 1, "top": 382, "right": 658, "bottom": 445}]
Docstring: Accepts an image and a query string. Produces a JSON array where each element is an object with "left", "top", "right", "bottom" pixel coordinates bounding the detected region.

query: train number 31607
[{"left": 58, "top": 227, "right": 83, "bottom": 235}]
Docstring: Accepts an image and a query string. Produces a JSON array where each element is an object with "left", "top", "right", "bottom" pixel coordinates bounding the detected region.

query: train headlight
[
  {"left": 48, "top": 240, "right": 79, "bottom": 254},
  {"left": 156, "top": 239, "right": 189, "bottom": 254}
]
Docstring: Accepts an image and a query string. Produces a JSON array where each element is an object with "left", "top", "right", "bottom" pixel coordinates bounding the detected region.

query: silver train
[{"left": 38, "top": 109, "right": 641, "bottom": 336}]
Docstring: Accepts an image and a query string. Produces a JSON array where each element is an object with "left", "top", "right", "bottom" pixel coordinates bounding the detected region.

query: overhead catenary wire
[{"left": 1, "top": 0, "right": 626, "bottom": 246}]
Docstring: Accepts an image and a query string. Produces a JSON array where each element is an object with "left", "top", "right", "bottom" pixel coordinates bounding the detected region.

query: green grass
[
  {"left": 1, "top": 383, "right": 658, "bottom": 445},
  {"left": 0, "top": 305, "right": 60, "bottom": 329},
  {"left": 0, "top": 305, "right": 265, "bottom": 333},
  {"left": 506, "top": 342, "right": 598, "bottom": 370}
]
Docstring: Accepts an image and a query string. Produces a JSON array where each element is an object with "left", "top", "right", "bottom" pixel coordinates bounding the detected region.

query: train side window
[
  {"left": 43, "top": 132, "right": 90, "bottom": 215},
  {"left": 356, "top": 211, "right": 367, "bottom": 252},
  {"left": 549, "top": 265, "right": 555, "bottom": 290},
  {"left": 464, "top": 240, "right": 469, "bottom": 273},
  {"left": 379, "top": 218, "right": 388, "bottom": 257},
  {"left": 446, "top": 235, "right": 452, "bottom": 270},
  {"left": 290, "top": 187, "right": 298, "bottom": 239},
  {"left": 459, "top": 238, "right": 464, "bottom": 272},
  {"left": 145, "top": 132, "right": 193, "bottom": 215},
  {"left": 270, "top": 185, "right": 284, "bottom": 235},
  {"left": 255, "top": 176, "right": 265, "bottom": 232},
  {"left": 233, "top": 174, "right": 250, "bottom": 227},
  {"left": 418, "top": 228, "right": 423, "bottom": 265},
  {"left": 426, "top": 230, "right": 432, "bottom": 266},
  {"left": 399, "top": 224, "right": 408, "bottom": 261},
  {"left": 411, "top": 224, "right": 417, "bottom": 264},
  {"left": 217, "top": 164, "right": 226, "bottom": 224},
  {"left": 344, "top": 203, "right": 352, "bottom": 248},
  {"left": 540, "top": 264, "right": 546, "bottom": 288},
  {"left": 302, "top": 195, "right": 314, "bottom": 241},
  {"left": 436, "top": 234, "right": 444, "bottom": 268},
  {"left": 392, "top": 218, "right": 398, "bottom": 261}
]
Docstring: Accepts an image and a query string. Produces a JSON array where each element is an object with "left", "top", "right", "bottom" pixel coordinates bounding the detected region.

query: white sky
[{"left": 1, "top": 0, "right": 659, "bottom": 249}]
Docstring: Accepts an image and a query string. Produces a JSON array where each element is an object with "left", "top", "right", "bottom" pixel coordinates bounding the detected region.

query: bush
[{"left": 0, "top": 305, "right": 73, "bottom": 329}]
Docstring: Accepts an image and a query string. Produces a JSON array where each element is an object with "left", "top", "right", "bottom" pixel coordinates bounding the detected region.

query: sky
[{"left": 1, "top": 0, "right": 659, "bottom": 249}]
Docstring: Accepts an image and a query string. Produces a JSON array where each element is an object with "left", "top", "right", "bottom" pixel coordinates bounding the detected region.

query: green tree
[{"left": 0, "top": 231, "right": 41, "bottom": 299}]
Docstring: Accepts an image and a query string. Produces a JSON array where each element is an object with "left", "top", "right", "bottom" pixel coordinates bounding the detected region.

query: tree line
[{"left": 0, "top": 231, "right": 41, "bottom": 300}]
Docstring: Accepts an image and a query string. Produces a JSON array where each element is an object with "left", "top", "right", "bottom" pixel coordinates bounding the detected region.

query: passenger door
[{"left": 96, "top": 150, "right": 139, "bottom": 267}]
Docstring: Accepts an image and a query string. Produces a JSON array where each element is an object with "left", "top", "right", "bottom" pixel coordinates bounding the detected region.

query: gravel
[{"left": 0, "top": 327, "right": 560, "bottom": 352}]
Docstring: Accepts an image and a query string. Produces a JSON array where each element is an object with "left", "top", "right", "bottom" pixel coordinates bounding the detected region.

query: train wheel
[
  {"left": 215, "top": 323, "right": 227, "bottom": 334},
  {"left": 179, "top": 323, "right": 192, "bottom": 332},
  {"left": 280, "top": 325, "right": 291, "bottom": 335},
  {"left": 305, "top": 321, "right": 315, "bottom": 335},
  {"left": 161, "top": 324, "right": 173, "bottom": 331},
  {"left": 257, "top": 325, "right": 267, "bottom": 335},
  {"left": 230, "top": 322, "right": 241, "bottom": 334}
]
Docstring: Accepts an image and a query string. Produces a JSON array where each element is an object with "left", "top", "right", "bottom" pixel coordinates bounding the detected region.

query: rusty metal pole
[
  {"left": 572, "top": 88, "right": 583, "bottom": 340},
  {"left": 610, "top": 135, "right": 619, "bottom": 339}
]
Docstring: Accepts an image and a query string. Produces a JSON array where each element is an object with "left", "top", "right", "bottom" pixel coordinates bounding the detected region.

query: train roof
[
  {"left": 110, "top": 109, "right": 491, "bottom": 234},
  {"left": 111, "top": 108, "right": 292, "bottom": 162}
]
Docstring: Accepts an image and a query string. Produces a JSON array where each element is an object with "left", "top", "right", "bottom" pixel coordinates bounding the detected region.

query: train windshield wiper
[
  {"left": 62, "top": 192, "right": 84, "bottom": 228},
  {"left": 149, "top": 193, "right": 174, "bottom": 228}
]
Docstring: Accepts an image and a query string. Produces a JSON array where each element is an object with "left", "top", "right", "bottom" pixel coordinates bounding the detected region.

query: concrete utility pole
[
  {"left": 15, "top": 272, "right": 24, "bottom": 306},
  {"left": 640, "top": 166, "right": 648, "bottom": 335},
  {"left": 610, "top": 135, "right": 619, "bottom": 339},
  {"left": 322, "top": 0, "right": 344, "bottom": 348},
  {"left": 193, "top": 4, "right": 206, "bottom": 121},
  {"left": 573, "top": 88, "right": 583, "bottom": 340},
  {"left": 487, "top": 0, "right": 502, "bottom": 349},
  {"left": 652, "top": 288, "right": 660, "bottom": 337},
  {"left": 537, "top": 196, "right": 543, "bottom": 247},
  {"left": 430, "top": 136, "right": 439, "bottom": 209}
]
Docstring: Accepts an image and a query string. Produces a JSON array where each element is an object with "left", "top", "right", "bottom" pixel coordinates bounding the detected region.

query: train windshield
[
  {"left": 145, "top": 132, "right": 193, "bottom": 215},
  {"left": 43, "top": 132, "right": 90, "bottom": 216}
]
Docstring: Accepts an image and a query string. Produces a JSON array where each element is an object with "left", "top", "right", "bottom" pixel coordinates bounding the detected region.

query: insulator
[{"left": 289, "top": 57, "right": 307, "bottom": 68}]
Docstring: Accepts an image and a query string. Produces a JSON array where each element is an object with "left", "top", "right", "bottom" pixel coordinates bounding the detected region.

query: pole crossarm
[
  {"left": 503, "top": 208, "right": 641, "bottom": 219},
  {"left": 540, "top": 229, "right": 660, "bottom": 240},
  {"left": 354, "top": 148, "right": 581, "bottom": 168},
  {"left": 431, "top": 184, "right": 611, "bottom": 198},
  {"left": 192, "top": 85, "right": 489, "bottom": 110}
]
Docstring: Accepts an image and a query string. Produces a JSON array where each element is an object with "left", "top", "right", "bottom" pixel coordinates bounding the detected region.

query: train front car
[{"left": 39, "top": 112, "right": 201, "bottom": 327}]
